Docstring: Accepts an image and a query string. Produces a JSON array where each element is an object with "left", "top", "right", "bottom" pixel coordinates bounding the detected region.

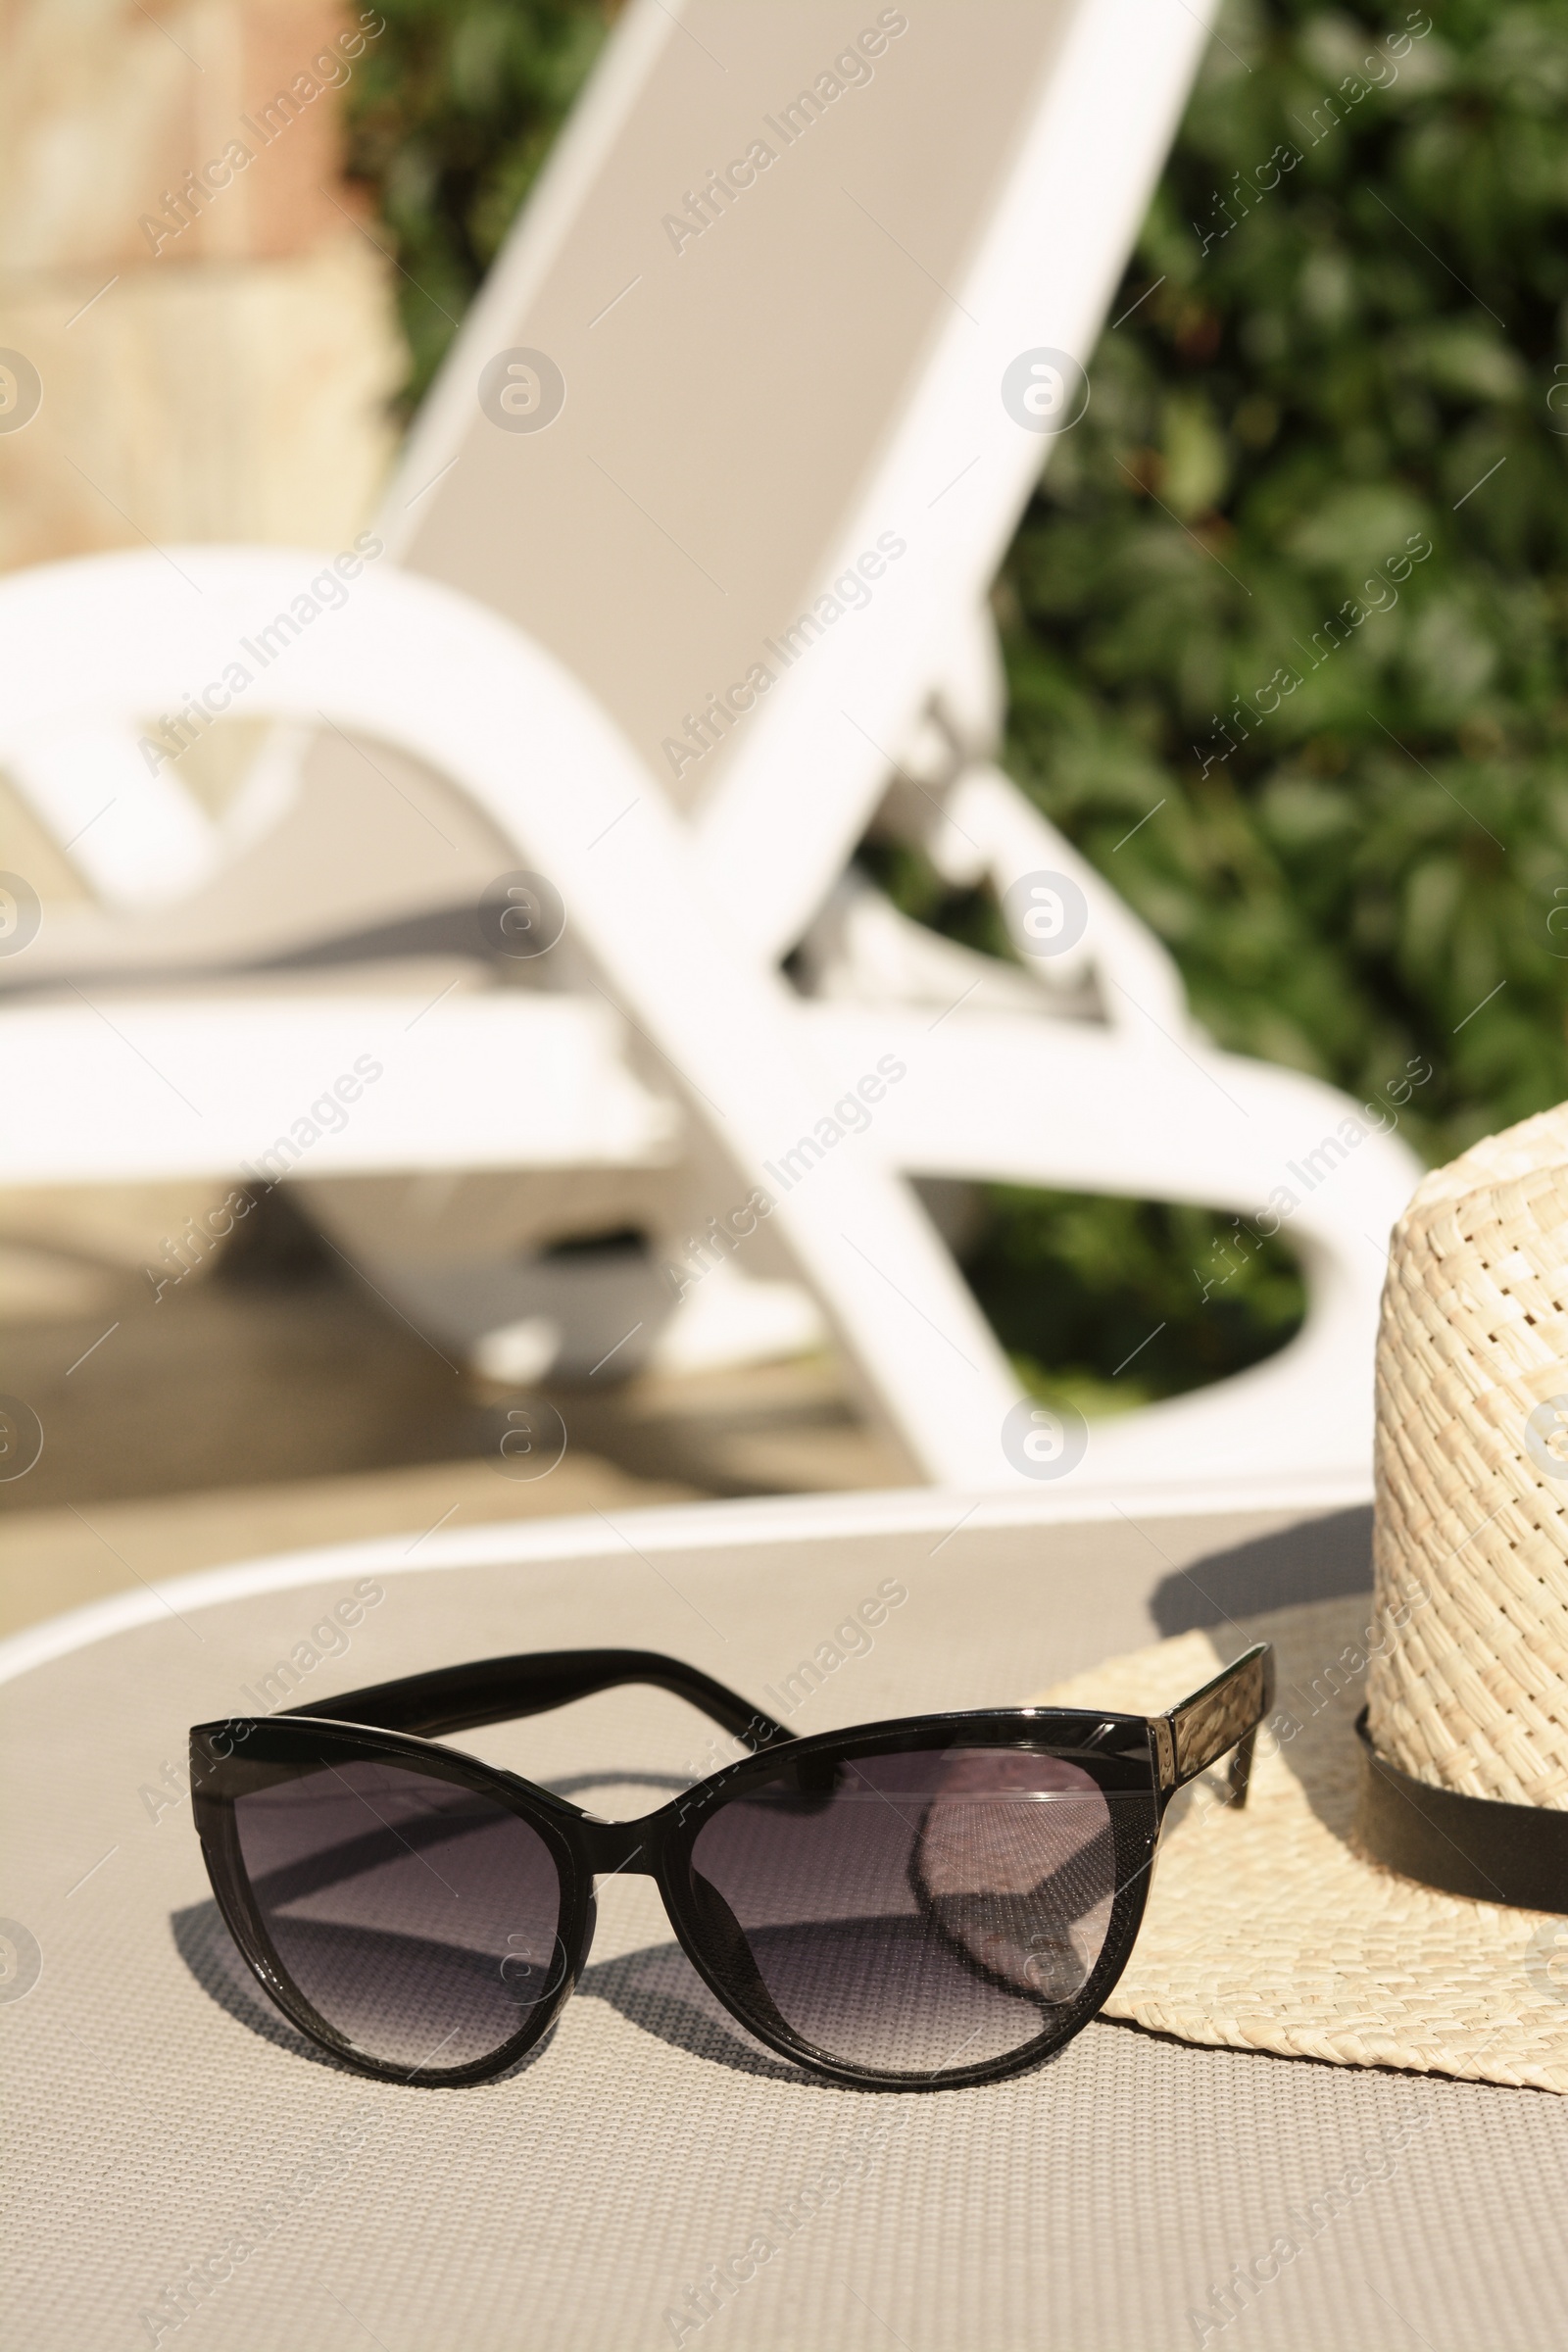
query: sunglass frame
[{"left": 191, "top": 1642, "right": 1269, "bottom": 2094}]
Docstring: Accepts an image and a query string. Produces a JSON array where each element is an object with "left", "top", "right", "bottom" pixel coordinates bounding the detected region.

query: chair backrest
[{"left": 4, "top": 0, "right": 1212, "bottom": 983}]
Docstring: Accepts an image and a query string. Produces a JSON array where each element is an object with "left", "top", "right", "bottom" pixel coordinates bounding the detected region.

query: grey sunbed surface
[{"left": 4, "top": 1496, "right": 1561, "bottom": 2350}]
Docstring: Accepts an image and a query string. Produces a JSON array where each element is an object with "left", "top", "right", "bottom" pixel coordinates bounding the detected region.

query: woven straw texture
[
  {"left": 7, "top": 1501, "right": 1568, "bottom": 2351},
  {"left": 1035, "top": 1596, "right": 1568, "bottom": 2096},
  {"left": 1369, "top": 1102, "right": 1568, "bottom": 1803}
]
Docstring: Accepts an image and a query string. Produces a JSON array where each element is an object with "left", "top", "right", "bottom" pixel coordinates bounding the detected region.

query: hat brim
[{"left": 1035, "top": 1595, "right": 1568, "bottom": 2093}]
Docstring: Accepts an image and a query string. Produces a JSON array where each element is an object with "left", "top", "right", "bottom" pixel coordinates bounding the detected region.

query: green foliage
[
  {"left": 999, "top": 0, "right": 1568, "bottom": 1169},
  {"left": 345, "top": 0, "right": 1568, "bottom": 1405},
  {"left": 963, "top": 1188, "right": 1306, "bottom": 1416},
  {"left": 964, "top": 0, "right": 1568, "bottom": 1400}
]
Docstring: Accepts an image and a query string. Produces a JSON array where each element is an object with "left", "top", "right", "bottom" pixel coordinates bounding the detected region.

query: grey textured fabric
[{"left": 4, "top": 1499, "right": 1565, "bottom": 2350}]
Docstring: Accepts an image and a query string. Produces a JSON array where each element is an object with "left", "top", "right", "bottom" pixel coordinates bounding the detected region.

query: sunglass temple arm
[
  {"left": 1153, "top": 1642, "right": 1275, "bottom": 1811},
  {"left": 280, "top": 1648, "right": 793, "bottom": 1752}
]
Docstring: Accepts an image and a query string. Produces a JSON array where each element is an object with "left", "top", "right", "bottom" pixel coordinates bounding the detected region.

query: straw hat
[{"left": 1035, "top": 1102, "right": 1568, "bottom": 2094}]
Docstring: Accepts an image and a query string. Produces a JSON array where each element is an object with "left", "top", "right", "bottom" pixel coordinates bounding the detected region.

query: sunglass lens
[
  {"left": 231, "top": 1752, "right": 565, "bottom": 2073},
  {"left": 688, "top": 1745, "right": 1118, "bottom": 2078}
]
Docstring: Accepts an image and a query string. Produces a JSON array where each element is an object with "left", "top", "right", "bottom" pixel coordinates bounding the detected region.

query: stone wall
[
  {"left": 0, "top": 2, "right": 408, "bottom": 1296},
  {"left": 0, "top": 0, "right": 404, "bottom": 568}
]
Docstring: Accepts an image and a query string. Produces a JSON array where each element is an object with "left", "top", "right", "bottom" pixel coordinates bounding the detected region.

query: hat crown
[{"left": 1369, "top": 1103, "right": 1568, "bottom": 1809}]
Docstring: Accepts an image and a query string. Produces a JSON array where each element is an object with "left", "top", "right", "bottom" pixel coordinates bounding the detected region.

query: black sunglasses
[{"left": 191, "top": 1641, "right": 1272, "bottom": 2093}]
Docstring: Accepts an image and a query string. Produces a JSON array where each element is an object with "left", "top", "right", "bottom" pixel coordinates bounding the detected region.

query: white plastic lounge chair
[
  {"left": 0, "top": 0, "right": 1420, "bottom": 1487},
  {"left": 2, "top": 550, "right": 1040, "bottom": 1485},
  {"left": 0, "top": 549, "right": 1415, "bottom": 1492}
]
